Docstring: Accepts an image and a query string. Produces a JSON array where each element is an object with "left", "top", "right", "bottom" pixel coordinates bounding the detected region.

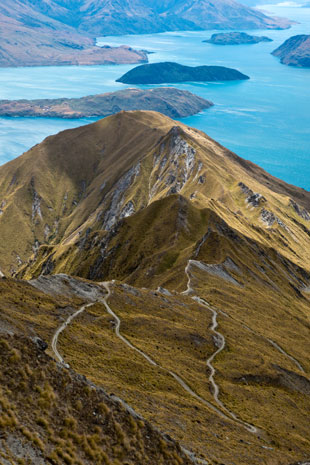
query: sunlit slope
[
  {"left": 1, "top": 108, "right": 310, "bottom": 465},
  {"left": 1, "top": 273, "right": 310, "bottom": 464},
  {"left": 0, "top": 110, "right": 307, "bottom": 281}
]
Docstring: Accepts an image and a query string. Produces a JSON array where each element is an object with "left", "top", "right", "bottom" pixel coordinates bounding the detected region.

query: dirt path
[
  {"left": 183, "top": 261, "right": 258, "bottom": 433},
  {"left": 100, "top": 281, "right": 257, "bottom": 432},
  {"left": 193, "top": 296, "right": 257, "bottom": 433},
  {"left": 51, "top": 303, "right": 94, "bottom": 365}
]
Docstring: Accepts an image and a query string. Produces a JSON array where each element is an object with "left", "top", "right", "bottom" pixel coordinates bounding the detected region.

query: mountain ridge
[{"left": 1, "top": 111, "right": 310, "bottom": 463}]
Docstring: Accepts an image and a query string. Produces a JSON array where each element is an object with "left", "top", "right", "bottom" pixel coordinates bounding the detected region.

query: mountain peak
[{"left": 1, "top": 109, "right": 310, "bottom": 282}]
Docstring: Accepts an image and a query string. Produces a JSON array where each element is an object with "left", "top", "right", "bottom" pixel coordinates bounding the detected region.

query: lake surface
[{"left": 0, "top": 5, "right": 309, "bottom": 189}]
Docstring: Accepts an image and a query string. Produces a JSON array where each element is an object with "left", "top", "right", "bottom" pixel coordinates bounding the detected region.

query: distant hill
[
  {"left": 0, "top": 0, "right": 148, "bottom": 67},
  {"left": 0, "top": 88, "right": 213, "bottom": 119},
  {"left": 116, "top": 62, "right": 250, "bottom": 84},
  {"left": 0, "top": 0, "right": 294, "bottom": 67},
  {"left": 9, "top": 0, "right": 294, "bottom": 34},
  {"left": 272, "top": 34, "right": 310, "bottom": 67},
  {"left": 73, "top": 0, "right": 294, "bottom": 33},
  {"left": 204, "top": 32, "right": 273, "bottom": 45}
]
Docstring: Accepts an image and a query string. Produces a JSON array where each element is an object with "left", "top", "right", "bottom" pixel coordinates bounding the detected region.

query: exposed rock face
[
  {"left": 261, "top": 208, "right": 289, "bottom": 231},
  {"left": 238, "top": 182, "right": 266, "bottom": 207},
  {"left": 117, "top": 62, "right": 250, "bottom": 84},
  {"left": 290, "top": 199, "right": 310, "bottom": 221},
  {"left": 0, "top": 88, "right": 213, "bottom": 119},
  {"left": 0, "top": 109, "right": 309, "bottom": 279},
  {"left": 272, "top": 35, "right": 310, "bottom": 67},
  {"left": 102, "top": 163, "right": 140, "bottom": 231},
  {"left": 204, "top": 32, "right": 273, "bottom": 45},
  {"left": 188, "top": 259, "right": 242, "bottom": 286}
]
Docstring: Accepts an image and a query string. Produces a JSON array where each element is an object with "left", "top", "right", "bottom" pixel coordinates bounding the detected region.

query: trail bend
[
  {"left": 51, "top": 302, "right": 94, "bottom": 365},
  {"left": 100, "top": 281, "right": 257, "bottom": 432},
  {"left": 184, "top": 261, "right": 258, "bottom": 434}
]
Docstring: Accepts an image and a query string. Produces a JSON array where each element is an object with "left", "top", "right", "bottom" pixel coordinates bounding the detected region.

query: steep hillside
[
  {"left": 1, "top": 111, "right": 310, "bottom": 464},
  {"left": 0, "top": 332, "right": 194, "bottom": 465},
  {"left": 62, "top": 0, "right": 294, "bottom": 32},
  {"left": 151, "top": 0, "right": 293, "bottom": 31}
]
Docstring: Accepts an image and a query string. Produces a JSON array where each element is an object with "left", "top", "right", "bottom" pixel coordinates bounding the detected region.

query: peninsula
[
  {"left": 272, "top": 35, "right": 310, "bottom": 67},
  {"left": 0, "top": 88, "right": 213, "bottom": 119}
]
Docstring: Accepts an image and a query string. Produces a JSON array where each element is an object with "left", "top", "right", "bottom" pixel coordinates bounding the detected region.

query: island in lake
[
  {"left": 116, "top": 62, "right": 250, "bottom": 84},
  {"left": 204, "top": 32, "right": 273, "bottom": 45},
  {"left": 272, "top": 35, "right": 310, "bottom": 67},
  {"left": 0, "top": 88, "right": 213, "bottom": 119}
]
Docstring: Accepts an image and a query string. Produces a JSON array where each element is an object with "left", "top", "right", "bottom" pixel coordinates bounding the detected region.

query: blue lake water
[{"left": 0, "top": 5, "right": 309, "bottom": 188}]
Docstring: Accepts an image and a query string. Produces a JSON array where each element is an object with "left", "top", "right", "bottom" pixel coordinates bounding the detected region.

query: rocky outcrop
[
  {"left": 290, "top": 199, "right": 310, "bottom": 221},
  {"left": 0, "top": 88, "right": 213, "bottom": 119},
  {"left": 261, "top": 208, "right": 289, "bottom": 231},
  {"left": 102, "top": 163, "right": 140, "bottom": 230},
  {"left": 189, "top": 259, "right": 242, "bottom": 286},
  {"left": 272, "top": 35, "right": 310, "bottom": 67},
  {"left": 238, "top": 182, "right": 266, "bottom": 207},
  {"left": 116, "top": 62, "right": 250, "bottom": 85},
  {"left": 204, "top": 32, "right": 273, "bottom": 45},
  {"left": 149, "top": 126, "right": 197, "bottom": 200}
]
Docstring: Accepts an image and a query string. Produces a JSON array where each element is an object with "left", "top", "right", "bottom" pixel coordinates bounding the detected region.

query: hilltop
[
  {"left": 116, "top": 62, "right": 250, "bottom": 84},
  {"left": 1, "top": 111, "right": 310, "bottom": 464},
  {"left": 0, "top": 88, "right": 213, "bottom": 119},
  {"left": 272, "top": 34, "right": 310, "bottom": 67}
]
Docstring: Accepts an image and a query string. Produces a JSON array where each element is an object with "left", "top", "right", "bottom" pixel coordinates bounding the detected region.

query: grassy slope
[
  {"left": 1, "top": 111, "right": 310, "bottom": 463},
  {"left": 0, "top": 332, "right": 193, "bottom": 465},
  {"left": 1, "top": 273, "right": 310, "bottom": 464}
]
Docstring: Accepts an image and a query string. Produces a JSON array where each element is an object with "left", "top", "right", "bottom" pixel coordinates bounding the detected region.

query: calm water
[{"left": 0, "top": 5, "right": 309, "bottom": 188}]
